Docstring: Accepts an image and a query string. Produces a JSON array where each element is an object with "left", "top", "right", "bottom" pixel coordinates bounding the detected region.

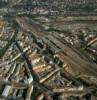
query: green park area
[{"left": 0, "top": 1, "right": 8, "bottom": 8}]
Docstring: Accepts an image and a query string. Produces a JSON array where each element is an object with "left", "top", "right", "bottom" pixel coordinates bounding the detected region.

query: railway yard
[
  {"left": 1, "top": 0, "right": 97, "bottom": 100},
  {"left": 0, "top": 15, "right": 97, "bottom": 100}
]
